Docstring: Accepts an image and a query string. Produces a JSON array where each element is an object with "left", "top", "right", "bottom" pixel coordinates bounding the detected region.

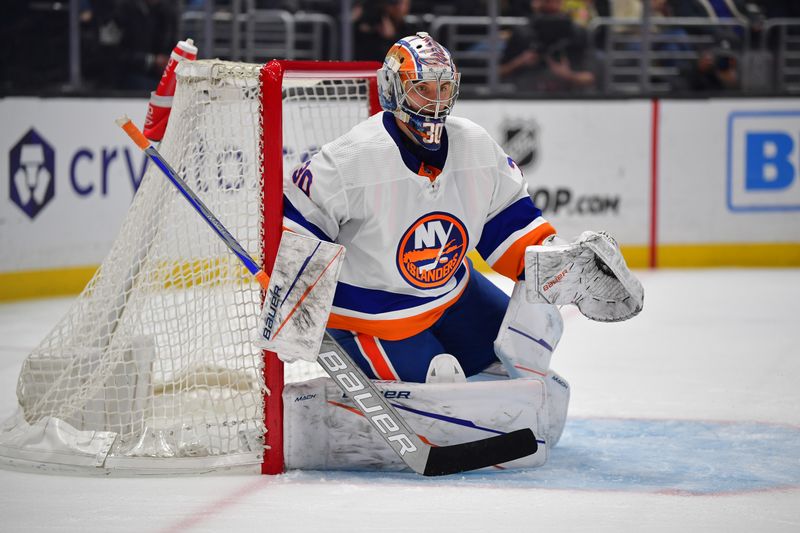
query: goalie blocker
[{"left": 255, "top": 232, "right": 345, "bottom": 363}]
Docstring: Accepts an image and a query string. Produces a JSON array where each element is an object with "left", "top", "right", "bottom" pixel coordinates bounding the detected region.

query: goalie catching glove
[{"left": 524, "top": 231, "right": 643, "bottom": 322}]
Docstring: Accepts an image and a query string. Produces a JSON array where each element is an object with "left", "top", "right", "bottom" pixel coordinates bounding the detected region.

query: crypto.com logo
[{"left": 9, "top": 128, "right": 55, "bottom": 219}]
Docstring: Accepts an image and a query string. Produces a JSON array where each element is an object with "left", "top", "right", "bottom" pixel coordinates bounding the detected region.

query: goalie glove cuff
[{"left": 542, "top": 233, "right": 569, "bottom": 247}]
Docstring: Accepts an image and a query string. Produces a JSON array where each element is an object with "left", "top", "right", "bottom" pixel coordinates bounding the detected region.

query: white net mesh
[{"left": 2, "top": 60, "right": 375, "bottom": 472}]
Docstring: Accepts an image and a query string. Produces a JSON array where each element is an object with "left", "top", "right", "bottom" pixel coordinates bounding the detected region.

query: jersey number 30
[{"left": 424, "top": 123, "right": 443, "bottom": 145}]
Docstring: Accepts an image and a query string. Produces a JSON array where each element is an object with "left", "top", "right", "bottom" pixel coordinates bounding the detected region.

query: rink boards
[{"left": 1, "top": 96, "right": 799, "bottom": 300}]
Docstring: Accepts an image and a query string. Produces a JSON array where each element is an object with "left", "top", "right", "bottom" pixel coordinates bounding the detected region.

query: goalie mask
[{"left": 378, "top": 32, "right": 460, "bottom": 150}]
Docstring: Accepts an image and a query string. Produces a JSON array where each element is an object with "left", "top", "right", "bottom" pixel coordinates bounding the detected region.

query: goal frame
[{"left": 259, "top": 60, "right": 382, "bottom": 474}]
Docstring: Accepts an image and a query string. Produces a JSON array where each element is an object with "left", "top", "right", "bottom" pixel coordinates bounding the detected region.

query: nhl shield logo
[
  {"left": 396, "top": 212, "right": 468, "bottom": 289},
  {"left": 501, "top": 117, "right": 539, "bottom": 169},
  {"left": 9, "top": 128, "right": 56, "bottom": 219}
]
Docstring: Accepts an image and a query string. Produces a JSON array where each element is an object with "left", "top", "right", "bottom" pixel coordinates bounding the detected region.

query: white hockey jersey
[{"left": 283, "top": 112, "right": 555, "bottom": 340}]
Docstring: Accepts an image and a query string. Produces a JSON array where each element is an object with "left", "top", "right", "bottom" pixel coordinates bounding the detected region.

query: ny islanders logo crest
[{"left": 396, "top": 212, "right": 468, "bottom": 289}]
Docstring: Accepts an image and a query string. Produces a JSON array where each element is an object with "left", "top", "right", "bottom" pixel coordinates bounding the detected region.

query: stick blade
[{"left": 422, "top": 428, "right": 538, "bottom": 476}]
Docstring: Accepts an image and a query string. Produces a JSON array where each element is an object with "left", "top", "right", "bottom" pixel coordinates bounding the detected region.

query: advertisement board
[
  {"left": 659, "top": 99, "right": 800, "bottom": 243},
  {"left": 456, "top": 100, "right": 652, "bottom": 248},
  {"left": 1, "top": 95, "right": 799, "bottom": 299},
  {"left": 0, "top": 98, "right": 148, "bottom": 273}
]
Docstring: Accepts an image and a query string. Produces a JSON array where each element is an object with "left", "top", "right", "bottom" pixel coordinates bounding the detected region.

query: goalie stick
[{"left": 116, "top": 116, "right": 538, "bottom": 476}]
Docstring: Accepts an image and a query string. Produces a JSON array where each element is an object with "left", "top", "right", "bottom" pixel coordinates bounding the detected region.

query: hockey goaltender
[{"left": 270, "top": 32, "right": 643, "bottom": 472}]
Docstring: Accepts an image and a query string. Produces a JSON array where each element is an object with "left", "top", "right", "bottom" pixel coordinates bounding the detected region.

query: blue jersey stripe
[
  {"left": 333, "top": 262, "right": 468, "bottom": 314},
  {"left": 283, "top": 195, "right": 333, "bottom": 242},
  {"left": 476, "top": 196, "right": 542, "bottom": 259}
]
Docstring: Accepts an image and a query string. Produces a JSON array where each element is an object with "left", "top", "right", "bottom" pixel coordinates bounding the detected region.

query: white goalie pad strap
[
  {"left": 255, "top": 232, "right": 345, "bottom": 362},
  {"left": 524, "top": 231, "right": 644, "bottom": 322},
  {"left": 544, "top": 369, "right": 570, "bottom": 447},
  {"left": 284, "top": 377, "right": 549, "bottom": 472},
  {"left": 494, "top": 282, "right": 563, "bottom": 377}
]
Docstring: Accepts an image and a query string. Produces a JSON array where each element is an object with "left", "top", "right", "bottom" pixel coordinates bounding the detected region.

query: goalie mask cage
[{"left": 0, "top": 60, "right": 381, "bottom": 475}]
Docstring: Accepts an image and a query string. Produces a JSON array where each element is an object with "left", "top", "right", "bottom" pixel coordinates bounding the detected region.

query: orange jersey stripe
[
  {"left": 491, "top": 222, "right": 556, "bottom": 279},
  {"left": 356, "top": 334, "right": 398, "bottom": 380},
  {"left": 327, "top": 276, "right": 470, "bottom": 340}
]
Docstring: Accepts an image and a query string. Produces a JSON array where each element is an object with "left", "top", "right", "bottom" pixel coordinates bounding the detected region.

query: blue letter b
[{"left": 745, "top": 132, "right": 795, "bottom": 190}]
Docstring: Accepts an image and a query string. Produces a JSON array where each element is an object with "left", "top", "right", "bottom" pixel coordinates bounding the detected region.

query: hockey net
[{"left": 0, "top": 60, "right": 380, "bottom": 474}]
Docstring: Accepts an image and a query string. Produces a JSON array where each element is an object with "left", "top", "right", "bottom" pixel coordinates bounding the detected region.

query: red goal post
[{"left": 260, "top": 61, "right": 382, "bottom": 474}]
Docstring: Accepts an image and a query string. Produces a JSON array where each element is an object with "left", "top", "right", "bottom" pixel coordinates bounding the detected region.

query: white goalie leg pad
[
  {"left": 494, "top": 281, "right": 564, "bottom": 378},
  {"left": 425, "top": 354, "right": 467, "bottom": 384},
  {"left": 474, "top": 368, "right": 570, "bottom": 447},
  {"left": 544, "top": 369, "right": 570, "bottom": 447},
  {"left": 283, "top": 377, "right": 549, "bottom": 472},
  {"left": 476, "top": 367, "right": 570, "bottom": 447}
]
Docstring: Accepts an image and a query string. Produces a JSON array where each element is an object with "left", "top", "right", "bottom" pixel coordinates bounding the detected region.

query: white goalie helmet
[{"left": 377, "top": 32, "right": 460, "bottom": 150}]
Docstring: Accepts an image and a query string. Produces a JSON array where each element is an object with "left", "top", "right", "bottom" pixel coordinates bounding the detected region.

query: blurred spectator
[
  {"left": 588, "top": 0, "right": 639, "bottom": 50},
  {"left": 80, "top": 1, "right": 118, "bottom": 89},
  {"left": 671, "top": 0, "right": 765, "bottom": 43},
  {"left": 500, "top": 0, "right": 596, "bottom": 93},
  {"left": 593, "top": 0, "right": 608, "bottom": 16},
  {"left": 505, "top": 0, "right": 533, "bottom": 16},
  {"left": 651, "top": 0, "right": 692, "bottom": 64},
  {"left": 756, "top": 0, "right": 800, "bottom": 53},
  {"left": 412, "top": 0, "right": 486, "bottom": 16},
  {"left": 705, "top": 0, "right": 764, "bottom": 26},
  {"left": 292, "top": 0, "right": 341, "bottom": 15},
  {"left": 682, "top": 47, "right": 739, "bottom": 91},
  {"left": 756, "top": 0, "right": 800, "bottom": 18},
  {"left": 608, "top": 0, "right": 643, "bottom": 18},
  {"left": 352, "top": 0, "right": 417, "bottom": 62},
  {"left": 84, "top": 0, "right": 177, "bottom": 91},
  {"left": 114, "top": 0, "right": 177, "bottom": 90},
  {"left": 668, "top": 0, "right": 712, "bottom": 17},
  {"left": 718, "top": 0, "right": 766, "bottom": 44},
  {"left": 563, "top": 0, "right": 598, "bottom": 26}
]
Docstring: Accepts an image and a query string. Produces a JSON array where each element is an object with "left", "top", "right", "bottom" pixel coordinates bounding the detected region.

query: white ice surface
[{"left": 0, "top": 270, "right": 798, "bottom": 532}]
